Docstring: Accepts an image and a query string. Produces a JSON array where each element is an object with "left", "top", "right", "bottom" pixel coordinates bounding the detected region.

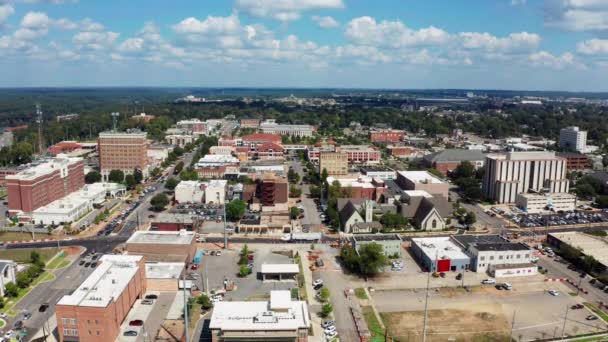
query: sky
[{"left": 1, "top": 0, "right": 608, "bottom": 91}]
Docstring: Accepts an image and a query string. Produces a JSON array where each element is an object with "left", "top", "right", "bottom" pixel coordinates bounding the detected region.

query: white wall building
[
  {"left": 260, "top": 119, "right": 315, "bottom": 137},
  {"left": 195, "top": 154, "right": 239, "bottom": 168},
  {"left": 515, "top": 192, "right": 576, "bottom": 214},
  {"left": 559, "top": 126, "right": 587, "bottom": 152},
  {"left": 452, "top": 235, "right": 534, "bottom": 274},
  {"left": 205, "top": 179, "right": 228, "bottom": 204},
  {"left": 175, "top": 181, "right": 205, "bottom": 204},
  {"left": 482, "top": 152, "right": 569, "bottom": 204},
  {"left": 0, "top": 260, "right": 16, "bottom": 297}
]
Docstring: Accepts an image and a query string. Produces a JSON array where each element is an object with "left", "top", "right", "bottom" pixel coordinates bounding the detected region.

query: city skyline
[{"left": 0, "top": 1, "right": 608, "bottom": 91}]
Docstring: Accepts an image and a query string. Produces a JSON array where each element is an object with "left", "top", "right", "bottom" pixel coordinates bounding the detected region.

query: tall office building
[
  {"left": 6, "top": 155, "right": 85, "bottom": 219},
  {"left": 482, "top": 152, "right": 569, "bottom": 204},
  {"left": 319, "top": 152, "right": 348, "bottom": 176},
  {"left": 98, "top": 132, "right": 148, "bottom": 181},
  {"left": 559, "top": 126, "right": 587, "bottom": 152}
]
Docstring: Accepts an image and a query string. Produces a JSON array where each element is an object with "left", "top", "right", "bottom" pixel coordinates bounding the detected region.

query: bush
[
  {"left": 197, "top": 294, "right": 213, "bottom": 310},
  {"left": 238, "top": 264, "right": 251, "bottom": 277},
  {"left": 150, "top": 193, "right": 170, "bottom": 212},
  {"left": 320, "top": 303, "right": 333, "bottom": 318},
  {"left": 319, "top": 288, "right": 330, "bottom": 302},
  {"left": 4, "top": 282, "right": 18, "bottom": 297}
]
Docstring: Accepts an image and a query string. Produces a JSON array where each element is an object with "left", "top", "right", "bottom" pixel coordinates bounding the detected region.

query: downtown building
[
  {"left": 6, "top": 155, "right": 85, "bottom": 220},
  {"left": 98, "top": 131, "right": 148, "bottom": 181},
  {"left": 259, "top": 119, "right": 315, "bottom": 137},
  {"left": 559, "top": 126, "right": 587, "bottom": 152},
  {"left": 482, "top": 151, "right": 569, "bottom": 204}
]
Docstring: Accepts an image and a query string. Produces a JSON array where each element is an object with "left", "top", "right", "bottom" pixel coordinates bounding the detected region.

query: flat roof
[
  {"left": 452, "top": 235, "right": 531, "bottom": 252},
  {"left": 412, "top": 237, "right": 470, "bottom": 261},
  {"left": 549, "top": 231, "right": 608, "bottom": 266},
  {"left": 353, "top": 234, "right": 402, "bottom": 242},
  {"left": 270, "top": 290, "right": 291, "bottom": 310},
  {"left": 260, "top": 264, "right": 299, "bottom": 274},
  {"left": 33, "top": 182, "right": 125, "bottom": 215},
  {"left": 6, "top": 155, "right": 83, "bottom": 181},
  {"left": 403, "top": 190, "right": 433, "bottom": 198},
  {"left": 209, "top": 292, "right": 310, "bottom": 331},
  {"left": 359, "top": 166, "right": 395, "bottom": 172},
  {"left": 517, "top": 192, "right": 575, "bottom": 199},
  {"left": 127, "top": 230, "right": 194, "bottom": 245},
  {"left": 397, "top": 171, "right": 445, "bottom": 184},
  {"left": 57, "top": 255, "right": 143, "bottom": 307},
  {"left": 340, "top": 145, "right": 376, "bottom": 152},
  {"left": 488, "top": 151, "right": 562, "bottom": 161},
  {"left": 145, "top": 262, "right": 185, "bottom": 279}
]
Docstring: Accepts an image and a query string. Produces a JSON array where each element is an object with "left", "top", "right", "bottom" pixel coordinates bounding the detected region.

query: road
[{"left": 289, "top": 158, "right": 323, "bottom": 232}]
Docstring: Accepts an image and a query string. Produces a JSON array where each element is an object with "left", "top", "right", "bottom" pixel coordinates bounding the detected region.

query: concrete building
[
  {"left": 195, "top": 154, "right": 239, "bottom": 168},
  {"left": 359, "top": 166, "right": 397, "bottom": 180},
  {"left": 515, "top": 192, "right": 576, "bottom": 214},
  {"left": 165, "top": 134, "right": 195, "bottom": 147},
  {"left": 0, "top": 260, "right": 16, "bottom": 297},
  {"left": 339, "top": 145, "right": 381, "bottom": 164},
  {"left": 145, "top": 262, "right": 185, "bottom": 292},
  {"left": 7, "top": 155, "right": 85, "bottom": 219},
  {"left": 369, "top": 129, "right": 405, "bottom": 143},
  {"left": 423, "top": 149, "right": 485, "bottom": 176},
  {"left": 210, "top": 145, "right": 236, "bottom": 155},
  {"left": 452, "top": 235, "right": 534, "bottom": 274},
  {"left": 396, "top": 171, "right": 449, "bottom": 198},
  {"left": 559, "top": 126, "right": 587, "bottom": 152},
  {"left": 259, "top": 119, "right": 315, "bottom": 137},
  {"left": 126, "top": 230, "right": 196, "bottom": 262},
  {"left": 260, "top": 264, "right": 299, "bottom": 281},
  {"left": 547, "top": 231, "right": 608, "bottom": 270},
  {"left": 55, "top": 255, "right": 146, "bottom": 342},
  {"left": 206, "top": 179, "right": 228, "bottom": 204},
  {"left": 242, "top": 133, "right": 282, "bottom": 149},
  {"left": 411, "top": 237, "right": 471, "bottom": 272},
  {"left": 326, "top": 175, "right": 386, "bottom": 201},
  {"left": 98, "top": 131, "right": 148, "bottom": 181},
  {"left": 240, "top": 118, "right": 260, "bottom": 129},
  {"left": 175, "top": 181, "right": 205, "bottom": 204},
  {"left": 319, "top": 152, "right": 348, "bottom": 176},
  {"left": 482, "top": 152, "right": 569, "bottom": 204},
  {"left": 557, "top": 152, "right": 589, "bottom": 171},
  {"left": 176, "top": 119, "right": 206, "bottom": 134},
  {"left": 352, "top": 234, "right": 402, "bottom": 257}
]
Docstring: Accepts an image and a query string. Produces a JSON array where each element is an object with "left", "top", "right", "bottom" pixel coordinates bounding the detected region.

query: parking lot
[
  {"left": 117, "top": 291, "right": 175, "bottom": 342},
  {"left": 510, "top": 210, "right": 608, "bottom": 228},
  {"left": 372, "top": 279, "right": 605, "bottom": 342},
  {"left": 202, "top": 243, "right": 297, "bottom": 301}
]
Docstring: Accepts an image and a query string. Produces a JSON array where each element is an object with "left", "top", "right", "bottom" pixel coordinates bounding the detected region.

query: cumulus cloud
[
  {"left": 73, "top": 30, "right": 119, "bottom": 50},
  {"left": 459, "top": 32, "right": 541, "bottom": 52},
  {"left": 21, "top": 12, "right": 51, "bottom": 30},
  {"left": 545, "top": 0, "right": 608, "bottom": 31},
  {"left": 528, "top": 50, "right": 583, "bottom": 69},
  {"left": 511, "top": 0, "right": 527, "bottom": 5},
  {"left": 235, "top": 0, "right": 344, "bottom": 22},
  {"left": 311, "top": 15, "right": 339, "bottom": 29},
  {"left": 577, "top": 39, "right": 608, "bottom": 55},
  {"left": 0, "top": 3, "right": 15, "bottom": 26},
  {"left": 345, "top": 16, "right": 449, "bottom": 48}
]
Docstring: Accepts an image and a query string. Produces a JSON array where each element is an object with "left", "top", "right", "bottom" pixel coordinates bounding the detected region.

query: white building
[
  {"left": 0, "top": 260, "right": 16, "bottom": 297},
  {"left": 209, "top": 145, "right": 235, "bottom": 155},
  {"left": 260, "top": 119, "right": 315, "bottom": 137},
  {"left": 195, "top": 154, "right": 239, "bottom": 168},
  {"left": 205, "top": 179, "right": 228, "bottom": 204},
  {"left": 482, "top": 152, "right": 569, "bottom": 204},
  {"left": 166, "top": 134, "right": 195, "bottom": 147},
  {"left": 452, "top": 235, "right": 534, "bottom": 274},
  {"left": 515, "top": 192, "right": 576, "bottom": 214},
  {"left": 209, "top": 290, "right": 310, "bottom": 341},
  {"left": 31, "top": 182, "right": 126, "bottom": 225},
  {"left": 175, "top": 181, "right": 205, "bottom": 204},
  {"left": 559, "top": 126, "right": 587, "bottom": 152}
]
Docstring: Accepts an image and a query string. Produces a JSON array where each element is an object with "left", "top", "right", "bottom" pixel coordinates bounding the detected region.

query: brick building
[
  {"left": 98, "top": 131, "right": 148, "bottom": 181},
  {"left": 126, "top": 230, "right": 197, "bottom": 263},
  {"left": 6, "top": 156, "right": 85, "bottom": 219},
  {"left": 319, "top": 152, "right": 348, "bottom": 176},
  {"left": 48, "top": 141, "right": 82, "bottom": 156},
  {"left": 339, "top": 145, "right": 381, "bottom": 164},
  {"left": 370, "top": 129, "right": 405, "bottom": 143},
  {"left": 326, "top": 176, "right": 386, "bottom": 201},
  {"left": 239, "top": 118, "right": 260, "bottom": 129},
  {"left": 396, "top": 171, "right": 449, "bottom": 198},
  {"left": 176, "top": 119, "right": 206, "bottom": 134},
  {"left": 242, "top": 133, "right": 282, "bottom": 149},
  {"left": 55, "top": 255, "right": 146, "bottom": 342},
  {"left": 257, "top": 176, "right": 289, "bottom": 206},
  {"left": 423, "top": 149, "right": 485, "bottom": 176},
  {"left": 557, "top": 152, "right": 589, "bottom": 171}
]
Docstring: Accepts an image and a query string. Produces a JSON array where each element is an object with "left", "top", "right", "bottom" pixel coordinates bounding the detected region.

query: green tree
[
  {"left": 226, "top": 200, "right": 246, "bottom": 222},
  {"left": 575, "top": 183, "right": 596, "bottom": 199},
  {"left": 289, "top": 186, "right": 302, "bottom": 198},
  {"left": 452, "top": 161, "right": 475, "bottom": 179},
  {"left": 84, "top": 171, "right": 101, "bottom": 184},
  {"left": 133, "top": 168, "right": 143, "bottom": 184},
  {"left": 319, "top": 287, "right": 330, "bottom": 302},
  {"left": 150, "top": 167, "right": 162, "bottom": 178},
  {"left": 173, "top": 146, "right": 185, "bottom": 156},
  {"left": 290, "top": 207, "right": 300, "bottom": 220},
  {"left": 427, "top": 168, "right": 444, "bottom": 178},
  {"left": 380, "top": 212, "right": 407, "bottom": 229},
  {"left": 238, "top": 264, "right": 250, "bottom": 277},
  {"left": 174, "top": 161, "right": 185, "bottom": 175},
  {"left": 464, "top": 211, "right": 477, "bottom": 227},
  {"left": 197, "top": 294, "right": 213, "bottom": 310},
  {"left": 179, "top": 169, "right": 199, "bottom": 181},
  {"left": 108, "top": 169, "right": 125, "bottom": 183},
  {"left": 165, "top": 177, "right": 179, "bottom": 190},
  {"left": 358, "top": 243, "right": 387, "bottom": 278},
  {"left": 4, "top": 282, "right": 18, "bottom": 297},
  {"left": 288, "top": 168, "right": 300, "bottom": 184},
  {"left": 596, "top": 195, "right": 608, "bottom": 209},
  {"left": 16, "top": 272, "right": 32, "bottom": 288},
  {"left": 30, "top": 251, "right": 41, "bottom": 264},
  {"left": 320, "top": 303, "right": 333, "bottom": 318},
  {"left": 150, "top": 193, "right": 170, "bottom": 212},
  {"left": 125, "top": 174, "right": 136, "bottom": 190}
]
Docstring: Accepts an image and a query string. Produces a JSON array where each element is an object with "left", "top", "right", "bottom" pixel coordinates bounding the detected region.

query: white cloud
[
  {"left": 459, "top": 32, "right": 541, "bottom": 52},
  {"left": 528, "top": 50, "right": 583, "bottom": 69},
  {"left": 21, "top": 12, "right": 51, "bottom": 30},
  {"left": 311, "top": 15, "right": 339, "bottom": 29},
  {"left": 0, "top": 4, "right": 15, "bottom": 25},
  {"left": 54, "top": 18, "right": 78, "bottom": 30},
  {"left": 235, "top": 0, "right": 344, "bottom": 22},
  {"left": 173, "top": 14, "right": 240, "bottom": 35},
  {"left": 118, "top": 37, "right": 144, "bottom": 52},
  {"left": 20, "top": 0, "right": 77, "bottom": 3},
  {"left": 73, "top": 31, "right": 119, "bottom": 50},
  {"left": 577, "top": 38, "right": 608, "bottom": 55},
  {"left": 345, "top": 16, "right": 449, "bottom": 48},
  {"left": 545, "top": 0, "right": 608, "bottom": 31},
  {"left": 511, "top": 0, "right": 527, "bottom": 5}
]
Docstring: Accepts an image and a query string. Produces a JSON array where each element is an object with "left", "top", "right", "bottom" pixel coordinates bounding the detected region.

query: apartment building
[
  {"left": 176, "top": 119, "right": 206, "bottom": 134},
  {"left": 396, "top": 171, "right": 449, "bottom": 198},
  {"left": 319, "top": 152, "right": 348, "bottom": 176},
  {"left": 369, "top": 129, "right": 405, "bottom": 143},
  {"left": 55, "top": 255, "right": 146, "bottom": 342},
  {"left": 339, "top": 145, "right": 381, "bottom": 164},
  {"left": 98, "top": 131, "right": 148, "bottom": 181},
  {"left": 259, "top": 119, "right": 315, "bottom": 137},
  {"left": 6, "top": 155, "right": 85, "bottom": 219},
  {"left": 482, "top": 151, "right": 569, "bottom": 204},
  {"left": 559, "top": 126, "right": 587, "bottom": 152}
]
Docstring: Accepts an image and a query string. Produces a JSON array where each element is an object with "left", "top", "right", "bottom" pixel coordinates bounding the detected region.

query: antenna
[
  {"left": 36, "top": 104, "right": 44, "bottom": 156},
  {"left": 111, "top": 112, "right": 120, "bottom": 132}
]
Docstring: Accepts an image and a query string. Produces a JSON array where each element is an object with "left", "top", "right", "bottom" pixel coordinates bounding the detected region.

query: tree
[
  {"left": 321, "top": 168, "right": 328, "bottom": 182},
  {"left": 133, "top": 168, "right": 143, "bottom": 184},
  {"left": 150, "top": 193, "right": 170, "bottom": 212},
  {"left": 289, "top": 186, "right": 302, "bottom": 198},
  {"left": 464, "top": 211, "right": 477, "bottom": 227},
  {"left": 290, "top": 207, "right": 300, "bottom": 220},
  {"left": 320, "top": 303, "right": 333, "bottom": 318},
  {"left": 226, "top": 199, "right": 246, "bottom": 222},
  {"left": 603, "top": 155, "right": 608, "bottom": 171},
  {"left": 452, "top": 161, "right": 475, "bottom": 179},
  {"left": 108, "top": 169, "right": 125, "bottom": 183},
  {"left": 596, "top": 195, "right": 608, "bottom": 209},
  {"left": 150, "top": 167, "right": 162, "bottom": 178},
  {"left": 238, "top": 264, "right": 250, "bottom": 277},
  {"left": 4, "top": 282, "right": 18, "bottom": 297},
  {"left": 576, "top": 183, "right": 596, "bottom": 199},
  {"left": 165, "top": 177, "right": 179, "bottom": 190},
  {"left": 173, "top": 146, "right": 185, "bottom": 156},
  {"left": 125, "top": 174, "right": 136, "bottom": 190},
  {"left": 427, "top": 168, "right": 444, "bottom": 178},
  {"left": 288, "top": 168, "right": 300, "bottom": 184},
  {"left": 358, "top": 243, "right": 387, "bottom": 278},
  {"left": 197, "top": 294, "right": 213, "bottom": 310},
  {"left": 16, "top": 272, "right": 31, "bottom": 288},
  {"left": 179, "top": 169, "right": 199, "bottom": 181},
  {"left": 380, "top": 212, "right": 407, "bottom": 229},
  {"left": 30, "top": 251, "right": 41, "bottom": 264},
  {"left": 174, "top": 161, "right": 185, "bottom": 175},
  {"left": 319, "top": 287, "right": 330, "bottom": 302},
  {"left": 85, "top": 171, "right": 101, "bottom": 184}
]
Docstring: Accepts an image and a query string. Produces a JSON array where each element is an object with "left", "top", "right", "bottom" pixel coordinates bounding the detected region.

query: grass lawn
[
  {"left": 0, "top": 319, "right": 4, "bottom": 328},
  {"left": 47, "top": 252, "right": 69, "bottom": 270},
  {"left": 362, "top": 306, "right": 385, "bottom": 342},
  {"left": 355, "top": 288, "right": 368, "bottom": 300},
  {"left": 0, "top": 247, "right": 59, "bottom": 263},
  {"left": 583, "top": 303, "right": 608, "bottom": 321},
  {"left": 0, "top": 272, "right": 55, "bottom": 316}
]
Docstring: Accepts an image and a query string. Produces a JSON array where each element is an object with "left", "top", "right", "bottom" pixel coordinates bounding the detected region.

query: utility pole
[
  {"left": 36, "top": 104, "right": 44, "bottom": 156},
  {"left": 182, "top": 270, "right": 190, "bottom": 342},
  {"left": 219, "top": 192, "right": 227, "bottom": 249},
  {"left": 509, "top": 310, "right": 516, "bottom": 342},
  {"left": 561, "top": 305, "right": 569, "bottom": 338},
  {"left": 422, "top": 251, "right": 436, "bottom": 342},
  {"left": 111, "top": 112, "right": 120, "bottom": 132}
]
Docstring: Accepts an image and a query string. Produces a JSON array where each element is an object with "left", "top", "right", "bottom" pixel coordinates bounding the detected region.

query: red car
[
  {"left": 191, "top": 264, "right": 199, "bottom": 270},
  {"left": 247, "top": 254, "right": 254, "bottom": 261},
  {"left": 129, "top": 319, "right": 144, "bottom": 326}
]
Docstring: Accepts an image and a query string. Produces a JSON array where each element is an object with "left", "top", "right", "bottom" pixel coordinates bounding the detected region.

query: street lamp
[{"left": 218, "top": 192, "right": 227, "bottom": 249}]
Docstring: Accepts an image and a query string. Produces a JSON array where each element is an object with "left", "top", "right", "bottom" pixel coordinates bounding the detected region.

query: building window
[
  {"left": 72, "top": 329, "right": 78, "bottom": 336},
  {"left": 516, "top": 254, "right": 521, "bottom": 259},
  {"left": 489, "top": 256, "right": 494, "bottom": 261},
  {"left": 480, "top": 256, "right": 485, "bottom": 261},
  {"left": 62, "top": 318, "right": 68, "bottom": 325},
  {"left": 432, "top": 220, "right": 437, "bottom": 229},
  {"left": 63, "top": 329, "right": 70, "bottom": 336},
  {"left": 70, "top": 318, "right": 76, "bottom": 325}
]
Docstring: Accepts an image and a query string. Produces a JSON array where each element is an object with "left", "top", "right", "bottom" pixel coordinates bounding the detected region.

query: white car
[
  {"left": 530, "top": 256, "right": 539, "bottom": 263},
  {"left": 321, "top": 320, "right": 335, "bottom": 328},
  {"left": 313, "top": 279, "right": 324, "bottom": 287},
  {"left": 481, "top": 278, "right": 496, "bottom": 285},
  {"left": 548, "top": 289, "right": 559, "bottom": 296},
  {"left": 324, "top": 326, "right": 337, "bottom": 334},
  {"left": 502, "top": 282, "right": 513, "bottom": 290},
  {"left": 325, "top": 330, "right": 338, "bottom": 339}
]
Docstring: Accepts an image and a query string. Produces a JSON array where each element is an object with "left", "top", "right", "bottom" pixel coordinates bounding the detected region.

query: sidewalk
[{"left": 298, "top": 246, "right": 323, "bottom": 342}]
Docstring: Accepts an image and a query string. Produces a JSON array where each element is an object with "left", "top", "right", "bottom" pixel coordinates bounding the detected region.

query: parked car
[
  {"left": 321, "top": 320, "right": 335, "bottom": 328},
  {"left": 571, "top": 304, "right": 584, "bottom": 310},
  {"left": 324, "top": 326, "right": 337, "bottom": 334},
  {"left": 313, "top": 279, "right": 324, "bottom": 287},
  {"left": 482, "top": 278, "right": 496, "bottom": 285},
  {"left": 123, "top": 330, "right": 138, "bottom": 337},
  {"left": 145, "top": 294, "right": 158, "bottom": 300},
  {"left": 129, "top": 320, "right": 144, "bottom": 326},
  {"left": 456, "top": 273, "right": 463, "bottom": 280},
  {"left": 586, "top": 315, "right": 599, "bottom": 321},
  {"left": 141, "top": 299, "right": 154, "bottom": 305},
  {"left": 502, "top": 283, "right": 513, "bottom": 290},
  {"left": 325, "top": 330, "right": 338, "bottom": 339},
  {"left": 548, "top": 289, "right": 559, "bottom": 296}
]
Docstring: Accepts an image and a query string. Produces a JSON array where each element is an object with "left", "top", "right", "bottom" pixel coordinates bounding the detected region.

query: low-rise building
[
  {"left": 398, "top": 190, "right": 450, "bottom": 231},
  {"left": 452, "top": 235, "right": 534, "bottom": 274},
  {"left": 370, "top": 129, "right": 405, "bottom": 143},
  {"left": 55, "top": 255, "right": 146, "bottom": 342},
  {"left": 319, "top": 152, "right": 348, "bottom": 176},
  {"left": 240, "top": 118, "right": 260, "bottom": 129},
  {"left": 557, "top": 152, "right": 589, "bottom": 171},
  {"left": 260, "top": 264, "right": 299, "bottom": 281},
  {"left": 126, "top": 230, "right": 196, "bottom": 262},
  {"left": 396, "top": 171, "right": 449, "bottom": 198},
  {"left": 327, "top": 176, "right": 386, "bottom": 201},
  {"left": 166, "top": 134, "right": 195, "bottom": 147},
  {"left": 411, "top": 237, "right": 471, "bottom": 272},
  {"left": 547, "top": 231, "right": 608, "bottom": 271},
  {"left": 209, "top": 290, "right": 310, "bottom": 342},
  {"left": 206, "top": 179, "right": 228, "bottom": 204},
  {"left": 210, "top": 145, "right": 236, "bottom": 155},
  {"left": 145, "top": 262, "right": 185, "bottom": 292},
  {"left": 339, "top": 145, "right": 381, "bottom": 164},
  {"left": 48, "top": 141, "right": 83, "bottom": 156},
  {"left": 150, "top": 213, "right": 201, "bottom": 232},
  {"left": 0, "top": 260, "right": 17, "bottom": 297},
  {"left": 423, "top": 149, "right": 485, "bottom": 176},
  {"left": 196, "top": 154, "right": 239, "bottom": 168},
  {"left": 359, "top": 166, "right": 396, "bottom": 180},
  {"left": 515, "top": 192, "right": 576, "bottom": 214},
  {"left": 387, "top": 145, "right": 424, "bottom": 160},
  {"left": 175, "top": 181, "right": 205, "bottom": 204},
  {"left": 259, "top": 119, "right": 315, "bottom": 137},
  {"left": 352, "top": 234, "right": 402, "bottom": 257},
  {"left": 338, "top": 199, "right": 374, "bottom": 233}
]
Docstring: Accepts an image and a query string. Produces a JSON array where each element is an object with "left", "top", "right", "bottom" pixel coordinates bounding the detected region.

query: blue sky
[{"left": 1, "top": 0, "right": 608, "bottom": 91}]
